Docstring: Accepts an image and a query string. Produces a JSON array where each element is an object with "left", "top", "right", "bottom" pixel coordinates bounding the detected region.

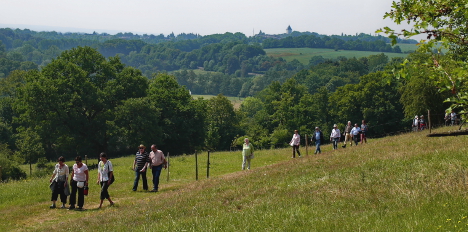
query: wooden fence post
[
  {"left": 305, "top": 134, "right": 308, "bottom": 156},
  {"left": 207, "top": 151, "right": 210, "bottom": 178},
  {"left": 166, "top": 152, "right": 170, "bottom": 182},
  {"left": 195, "top": 151, "right": 198, "bottom": 181},
  {"left": 428, "top": 110, "right": 432, "bottom": 133},
  {"left": 85, "top": 155, "right": 88, "bottom": 166}
]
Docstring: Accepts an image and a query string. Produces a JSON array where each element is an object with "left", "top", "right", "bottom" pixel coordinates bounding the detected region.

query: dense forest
[{"left": 0, "top": 27, "right": 452, "bottom": 181}]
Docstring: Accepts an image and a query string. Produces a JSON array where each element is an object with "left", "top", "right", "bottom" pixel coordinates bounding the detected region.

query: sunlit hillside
[{"left": 1, "top": 126, "right": 468, "bottom": 231}]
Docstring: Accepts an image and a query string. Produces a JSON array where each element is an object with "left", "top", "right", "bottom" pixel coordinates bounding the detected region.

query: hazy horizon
[
  {"left": 0, "top": 23, "right": 393, "bottom": 38},
  {"left": 1, "top": 0, "right": 422, "bottom": 40}
]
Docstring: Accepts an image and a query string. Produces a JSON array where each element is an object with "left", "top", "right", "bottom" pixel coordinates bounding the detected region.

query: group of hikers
[
  {"left": 281, "top": 120, "right": 369, "bottom": 160},
  {"left": 412, "top": 115, "right": 427, "bottom": 132},
  {"left": 48, "top": 119, "right": 376, "bottom": 209},
  {"left": 48, "top": 144, "right": 167, "bottom": 211},
  {"left": 413, "top": 110, "right": 460, "bottom": 132},
  {"left": 444, "top": 110, "right": 459, "bottom": 126}
]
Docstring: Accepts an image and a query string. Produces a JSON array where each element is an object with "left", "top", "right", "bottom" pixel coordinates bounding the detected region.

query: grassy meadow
[
  {"left": 1, "top": 126, "right": 468, "bottom": 231},
  {"left": 192, "top": 94, "right": 244, "bottom": 109},
  {"left": 264, "top": 44, "right": 418, "bottom": 64}
]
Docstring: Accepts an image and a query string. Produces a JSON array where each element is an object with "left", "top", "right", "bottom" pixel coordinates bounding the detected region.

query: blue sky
[{"left": 1, "top": 0, "right": 415, "bottom": 38}]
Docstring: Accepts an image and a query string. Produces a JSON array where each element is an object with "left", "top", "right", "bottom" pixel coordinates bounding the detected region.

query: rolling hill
[{"left": 1, "top": 126, "right": 467, "bottom": 231}]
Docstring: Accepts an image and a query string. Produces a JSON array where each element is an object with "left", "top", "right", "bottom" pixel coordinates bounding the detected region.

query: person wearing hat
[
  {"left": 412, "top": 115, "right": 419, "bottom": 132},
  {"left": 330, "top": 124, "right": 341, "bottom": 150},
  {"left": 311, "top": 127, "right": 324, "bottom": 154},
  {"left": 132, "top": 144, "right": 150, "bottom": 191}
]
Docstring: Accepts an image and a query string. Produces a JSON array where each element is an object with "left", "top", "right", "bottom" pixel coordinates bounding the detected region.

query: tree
[
  {"left": 398, "top": 52, "right": 450, "bottom": 122},
  {"left": 0, "top": 70, "right": 28, "bottom": 147},
  {"left": 108, "top": 97, "right": 161, "bottom": 154},
  {"left": 0, "top": 143, "right": 26, "bottom": 181},
  {"left": 147, "top": 73, "right": 206, "bottom": 155},
  {"left": 205, "top": 94, "right": 240, "bottom": 150},
  {"left": 329, "top": 71, "right": 405, "bottom": 137},
  {"left": 15, "top": 46, "right": 148, "bottom": 158},
  {"left": 380, "top": 0, "right": 468, "bottom": 119}
]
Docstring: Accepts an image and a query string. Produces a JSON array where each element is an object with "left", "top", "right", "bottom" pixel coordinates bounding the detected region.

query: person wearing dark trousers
[
  {"left": 132, "top": 144, "right": 150, "bottom": 191},
  {"left": 330, "top": 124, "right": 341, "bottom": 150},
  {"left": 149, "top": 144, "right": 167, "bottom": 192},
  {"left": 290, "top": 130, "right": 301, "bottom": 158},
  {"left": 49, "top": 156, "right": 69, "bottom": 209},
  {"left": 351, "top": 124, "right": 361, "bottom": 146},
  {"left": 97, "top": 152, "right": 114, "bottom": 208},
  {"left": 69, "top": 156, "right": 88, "bottom": 210},
  {"left": 451, "top": 110, "right": 457, "bottom": 126},
  {"left": 360, "top": 120, "right": 368, "bottom": 144},
  {"left": 311, "top": 127, "right": 324, "bottom": 154}
]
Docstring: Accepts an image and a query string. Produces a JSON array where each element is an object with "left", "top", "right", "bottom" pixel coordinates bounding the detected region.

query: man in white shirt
[
  {"left": 350, "top": 124, "right": 361, "bottom": 146},
  {"left": 149, "top": 144, "right": 167, "bottom": 192},
  {"left": 412, "top": 115, "right": 419, "bottom": 132},
  {"left": 451, "top": 110, "right": 457, "bottom": 126}
]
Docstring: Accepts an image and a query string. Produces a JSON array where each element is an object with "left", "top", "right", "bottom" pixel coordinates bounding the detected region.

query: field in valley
[{"left": 264, "top": 44, "right": 417, "bottom": 65}]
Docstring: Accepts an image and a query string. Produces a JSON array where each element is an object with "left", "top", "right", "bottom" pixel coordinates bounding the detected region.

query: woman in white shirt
[
  {"left": 290, "top": 130, "right": 301, "bottom": 158},
  {"left": 49, "top": 156, "right": 69, "bottom": 208},
  {"left": 330, "top": 124, "right": 341, "bottom": 150},
  {"left": 97, "top": 152, "right": 114, "bottom": 208},
  {"left": 69, "top": 156, "right": 88, "bottom": 210}
]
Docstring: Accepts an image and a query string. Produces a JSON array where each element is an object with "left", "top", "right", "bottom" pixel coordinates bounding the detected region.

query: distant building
[{"left": 286, "top": 25, "right": 292, "bottom": 34}]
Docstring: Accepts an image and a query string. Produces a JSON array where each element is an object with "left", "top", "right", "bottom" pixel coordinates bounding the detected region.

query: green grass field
[
  {"left": 192, "top": 94, "right": 244, "bottom": 109},
  {"left": 1, "top": 126, "right": 468, "bottom": 231},
  {"left": 264, "top": 45, "right": 417, "bottom": 64}
]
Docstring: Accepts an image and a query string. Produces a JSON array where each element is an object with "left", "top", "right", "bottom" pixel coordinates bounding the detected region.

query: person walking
[
  {"left": 350, "top": 123, "right": 361, "bottom": 146},
  {"left": 49, "top": 156, "right": 69, "bottom": 209},
  {"left": 311, "top": 127, "right": 324, "bottom": 154},
  {"left": 412, "top": 115, "right": 419, "bottom": 132},
  {"left": 69, "top": 156, "right": 88, "bottom": 211},
  {"left": 330, "top": 124, "right": 341, "bottom": 150},
  {"left": 242, "top": 138, "right": 254, "bottom": 170},
  {"left": 342, "top": 121, "right": 353, "bottom": 148},
  {"left": 290, "top": 130, "right": 301, "bottom": 158},
  {"left": 451, "top": 110, "right": 457, "bottom": 126},
  {"left": 444, "top": 113, "right": 450, "bottom": 126},
  {"left": 149, "top": 144, "right": 167, "bottom": 192},
  {"left": 419, "top": 115, "right": 426, "bottom": 130},
  {"left": 360, "top": 120, "right": 368, "bottom": 144},
  {"left": 97, "top": 152, "right": 114, "bottom": 208},
  {"left": 132, "top": 144, "right": 150, "bottom": 191}
]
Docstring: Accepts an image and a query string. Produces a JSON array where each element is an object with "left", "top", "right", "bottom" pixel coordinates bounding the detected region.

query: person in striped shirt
[{"left": 132, "top": 144, "right": 150, "bottom": 191}]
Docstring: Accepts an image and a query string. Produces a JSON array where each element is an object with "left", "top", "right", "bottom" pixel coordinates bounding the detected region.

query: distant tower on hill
[{"left": 286, "top": 25, "right": 292, "bottom": 34}]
